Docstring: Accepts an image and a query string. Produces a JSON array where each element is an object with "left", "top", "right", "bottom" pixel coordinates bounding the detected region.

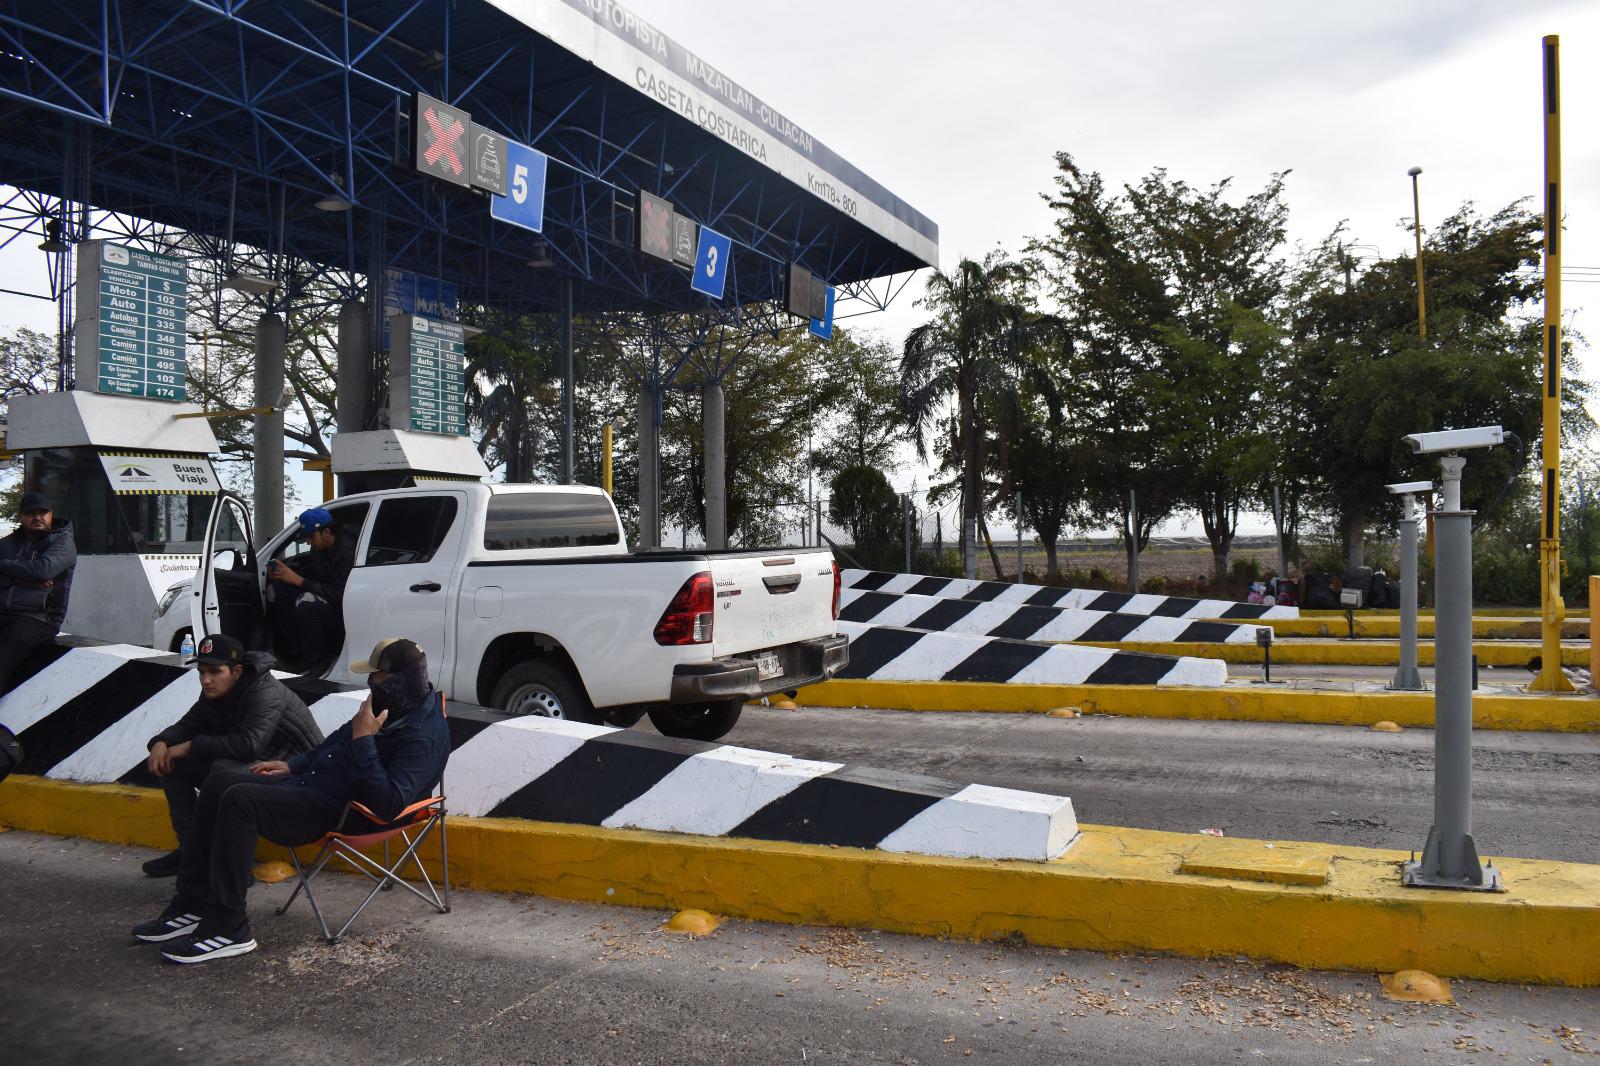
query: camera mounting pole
[{"left": 1385, "top": 485, "right": 1431, "bottom": 692}]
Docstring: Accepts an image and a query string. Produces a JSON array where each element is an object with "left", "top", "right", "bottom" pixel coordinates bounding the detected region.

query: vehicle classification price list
[
  {"left": 388, "top": 314, "right": 468, "bottom": 436},
  {"left": 74, "top": 241, "right": 189, "bottom": 401}
]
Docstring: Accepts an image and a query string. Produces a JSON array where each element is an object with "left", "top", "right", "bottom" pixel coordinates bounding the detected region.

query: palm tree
[{"left": 901, "top": 251, "right": 1052, "bottom": 579}]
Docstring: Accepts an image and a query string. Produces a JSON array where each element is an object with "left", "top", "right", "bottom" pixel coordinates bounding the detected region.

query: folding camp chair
[{"left": 275, "top": 695, "right": 450, "bottom": 944}]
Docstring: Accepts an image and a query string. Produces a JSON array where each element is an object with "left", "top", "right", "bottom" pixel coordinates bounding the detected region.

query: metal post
[
  {"left": 903, "top": 493, "right": 912, "bottom": 573},
  {"left": 253, "top": 312, "right": 285, "bottom": 541},
  {"left": 1015, "top": 490, "right": 1023, "bottom": 583},
  {"left": 815, "top": 499, "right": 822, "bottom": 547},
  {"left": 636, "top": 385, "right": 658, "bottom": 549},
  {"left": 1404, "top": 456, "right": 1502, "bottom": 891},
  {"left": 1272, "top": 484, "right": 1288, "bottom": 582},
  {"left": 703, "top": 382, "right": 726, "bottom": 549},
  {"left": 1532, "top": 35, "right": 1572, "bottom": 692},
  {"left": 1128, "top": 488, "right": 1141, "bottom": 593},
  {"left": 1390, "top": 493, "right": 1425, "bottom": 690},
  {"left": 935, "top": 511, "right": 943, "bottom": 569},
  {"left": 1408, "top": 166, "right": 1427, "bottom": 342},
  {"left": 334, "top": 300, "right": 368, "bottom": 496},
  {"left": 559, "top": 277, "right": 575, "bottom": 485},
  {"left": 601, "top": 423, "right": 613, "bottom": 496}
]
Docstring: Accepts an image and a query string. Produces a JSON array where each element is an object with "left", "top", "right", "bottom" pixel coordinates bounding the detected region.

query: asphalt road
[
  {"left": 716, "top": 704, "right": 1600, "bottom": 864},
  {"left": 3, "top": 832, "right": 1596, "bottom": 1066}
]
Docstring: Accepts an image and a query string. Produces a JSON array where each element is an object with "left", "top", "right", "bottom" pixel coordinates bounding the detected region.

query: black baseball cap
[
  {"left": 189, "top": 633, "right": 246, "bottom": 667},
  {"left": 18, "top": 492, "right": 50, "bottom": 515},
  {"left": 350, "top": 637, "right": 426, "bottom": 674}
]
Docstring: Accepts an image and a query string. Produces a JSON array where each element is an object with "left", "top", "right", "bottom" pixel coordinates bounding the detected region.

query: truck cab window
[
  {"left": 484, "top": 492, "right": 619, "bottom": 550},
  {"left": 364, "top": 495, "right": 459, "bottom": 566}
]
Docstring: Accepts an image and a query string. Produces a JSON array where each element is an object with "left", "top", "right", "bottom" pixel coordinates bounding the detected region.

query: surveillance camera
[
  {"left": 1401, "top": 426, "right": 1504, "bottom": 455},
  {"left": 1386, "top": 481, "right": 1434, "bottom": 495}
]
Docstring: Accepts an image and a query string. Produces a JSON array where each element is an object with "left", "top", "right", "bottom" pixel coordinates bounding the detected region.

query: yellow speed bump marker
[
  {"left": 1371, "top": 720, "right": 1404, "bottom": 733},
  {"left": 663, "top": 908, "right": 722, "bottom": 935},
  {"left": 1379, "top": 969, "right": 1452, "bottom": 1004},
  {"left": 254, "top": 860, "right": 296, "bottom": 884}
]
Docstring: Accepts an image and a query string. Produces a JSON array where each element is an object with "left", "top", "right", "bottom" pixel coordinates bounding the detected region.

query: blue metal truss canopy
[{"left": 0, "top": 0, "right": 938, "bottom": 318}]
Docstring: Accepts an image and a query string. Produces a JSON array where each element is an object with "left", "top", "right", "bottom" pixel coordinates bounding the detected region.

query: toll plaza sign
[
  {"left": 74, "top": 241, "right": 188, "bottom": 401},
  {"left": 388, "top": 314, "right": 468, "bottom": 436},
  {"left": 414, "top": 92, "right": 470, "bottom": 187}
]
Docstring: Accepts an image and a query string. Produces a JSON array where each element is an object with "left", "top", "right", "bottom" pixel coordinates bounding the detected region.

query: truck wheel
[
  {"left": 647, "top": 699, "right": 743, "bottom": 742},
  {"left": 491, "top": 661, "right": 595, "bottom": 723}
]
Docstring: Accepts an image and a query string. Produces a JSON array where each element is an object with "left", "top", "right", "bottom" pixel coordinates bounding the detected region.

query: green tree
[
  {"left": 827, "top": 464, "right": 901, "bottom": 569},
  {"left": 812, "top": 329, "right": 909, "bottom": 479}
]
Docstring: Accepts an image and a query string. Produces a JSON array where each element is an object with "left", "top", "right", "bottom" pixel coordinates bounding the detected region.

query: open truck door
[{"left": 190, "top": 491, "right": 267, "bottom": 649}]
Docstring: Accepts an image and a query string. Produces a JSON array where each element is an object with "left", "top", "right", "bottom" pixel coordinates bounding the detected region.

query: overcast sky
[
  {"left": 621, "top": 0, "right": 1600, "bottom": 533},
  {"left": 1, "top": 1, "right": 1594, "bottom": 540}
]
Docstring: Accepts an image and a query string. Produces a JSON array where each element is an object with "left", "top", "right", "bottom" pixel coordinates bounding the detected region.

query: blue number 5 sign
[
  {"left": 490, "top": 139, "right": 549, "bottom": 233},
  {"left": 691, "top": 226, "right": 732, "bottom": 300}
]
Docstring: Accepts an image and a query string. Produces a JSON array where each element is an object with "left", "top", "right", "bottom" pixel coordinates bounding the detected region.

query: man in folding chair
[{"left": 131, "top": 637, "right": 451, "bottom": 964}]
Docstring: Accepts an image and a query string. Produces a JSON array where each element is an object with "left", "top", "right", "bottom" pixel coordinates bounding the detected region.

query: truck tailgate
[{"left": 710, "top": 551, "right": 835, "bottom": 656}]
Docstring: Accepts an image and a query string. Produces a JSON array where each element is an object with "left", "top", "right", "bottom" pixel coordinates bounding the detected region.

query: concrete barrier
[
  {"left": 838, "top": 620, "right": 1228, "bottom": 687},
  {"left": 843, "top": 569, "right": 1298, "bottom": 620},
  {"left": 842, "top": 587, "right": 1260, "bottom": 644},
  {"left": 0, "top": 640, "right": 1078, "bottom": 862}
]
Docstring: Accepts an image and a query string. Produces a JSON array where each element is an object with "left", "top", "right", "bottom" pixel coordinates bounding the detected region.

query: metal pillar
[
  {"left": 335, "top": 301, "right": 368, "bottom": 434},
  {"left": 1404, "top": 456, "right": 1502, "bottom": 891},
  {"left": 636, "top": 385, "right": 659, "bottom": 549},
  {"left": 1390, "top": 493, "right": 1425, "bottom": 691},
  {"left": 1532, "top": 35, "right": 1572, "bottom": 692},
  {"left": 560, "top": 277, "right": 575, "bottom": 485},
  {"left": 1272, "top": 484, "right": 1288, "bottom": 582},
  {"left": 703, "top": 382, "right": 726, "bottom": 549},
  {"left": 1128, "top": 489, "right": 1141, "bottom": 593},
  {"left": 1015, "top": 490, "right": 1024, "bottom": 583},
  {"left": 903, "top": 494, "right": 912, "bottom": 573},
  {"left": 253, "top": 312, "right": 285, "bottom": 541}
]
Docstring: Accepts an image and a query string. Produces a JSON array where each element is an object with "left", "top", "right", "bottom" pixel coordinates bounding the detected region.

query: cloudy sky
[
  {"left": 1, "top": 1, "right": 1593, "bottom": 538},
  {"left": 623, "top": 0, "right": 1599, "bottom": 532}
]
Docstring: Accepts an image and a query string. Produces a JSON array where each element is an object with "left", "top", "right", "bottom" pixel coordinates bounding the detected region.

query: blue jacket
[
  {"left": 0, "top": 519, "right": 76, "bottom": 627},
  {"left": 281, "top": 685, "right": 450, "bottom": 822}
]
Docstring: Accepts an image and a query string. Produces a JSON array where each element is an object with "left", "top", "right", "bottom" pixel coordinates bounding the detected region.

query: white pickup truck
[{"left": 153, "top": 483, "right": 847, "bottom": 741}]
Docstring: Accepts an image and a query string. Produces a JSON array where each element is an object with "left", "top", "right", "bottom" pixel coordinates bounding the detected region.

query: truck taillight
[
  {"left": 655, "top": 571, "right": 715, "bottom": 645},
  {"left": 831, "top": 561, "right": 841, "bottom": 620}
]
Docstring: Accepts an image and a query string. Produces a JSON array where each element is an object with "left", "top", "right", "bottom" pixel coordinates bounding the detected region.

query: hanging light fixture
[{"left": 37, "top": 217, "right": 68, "bottom": 254}]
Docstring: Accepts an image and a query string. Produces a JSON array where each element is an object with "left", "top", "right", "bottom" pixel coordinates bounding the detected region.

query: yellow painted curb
[
  {"left": 2, "top": 776, "right": 1596, "bottom": 987},
  {"left": 1086, "top": 640, "right": 1586, "bottom": 668},
  {"left": 1251, "top": 617, "right": 1586, "bottom": 640},
  {"left": 799, "top": 680, "right": 1600, "bottom": 732}
]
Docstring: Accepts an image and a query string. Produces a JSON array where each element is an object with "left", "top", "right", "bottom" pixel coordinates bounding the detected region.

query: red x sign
[
  {"left": 423, "top": 107, "right": 465, "bottom": 174},
  {"left": 413, "top": 93, "right": 471, "bottom": 187}
]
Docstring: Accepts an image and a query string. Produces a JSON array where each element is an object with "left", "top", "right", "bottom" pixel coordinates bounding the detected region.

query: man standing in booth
[{"left": 0, "top": 492, "right": 77, "bottom": 692}]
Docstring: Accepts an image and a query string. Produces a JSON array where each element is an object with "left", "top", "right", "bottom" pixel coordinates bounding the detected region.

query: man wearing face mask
[{"left": 131, "top": 637, "right": 451, "bottom": 963}]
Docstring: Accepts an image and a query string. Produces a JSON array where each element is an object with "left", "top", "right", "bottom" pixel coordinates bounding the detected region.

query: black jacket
[
  {"left": 282, "top": 685, "right": 450, "bottom": 822},
  {"left": 150, "top": 656, "right": 324, "bottom": 763},
  {"left": 288, "top": 535, "right": 356, "bottom": 608},
  {"left": 0, "top": 519, "right": 76, "bottom": 628}
]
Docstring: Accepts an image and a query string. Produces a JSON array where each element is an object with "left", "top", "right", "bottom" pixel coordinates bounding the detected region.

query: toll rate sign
[
  {"left": 74, "top": 241, "right": 189, "bottom": 401},
  {"left": 489, "top": 139, "right": 550, "bottom": 234},
  {"left": 388, "top": 314, "right": 468, "bottom": 437}
]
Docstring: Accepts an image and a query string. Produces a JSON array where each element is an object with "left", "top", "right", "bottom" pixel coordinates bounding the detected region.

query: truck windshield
[{"left": 484, "top": 491, "right": 619, "bottom": 550}]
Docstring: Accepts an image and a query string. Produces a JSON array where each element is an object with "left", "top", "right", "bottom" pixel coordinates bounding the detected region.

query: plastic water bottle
[{"left": 180, "top": 633, "right": 195, "bottom": 661}]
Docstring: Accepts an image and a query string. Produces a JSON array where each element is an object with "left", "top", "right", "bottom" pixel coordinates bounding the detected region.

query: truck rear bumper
[{"left": 670, "top": 634, "right": 849, "bottom": 703}]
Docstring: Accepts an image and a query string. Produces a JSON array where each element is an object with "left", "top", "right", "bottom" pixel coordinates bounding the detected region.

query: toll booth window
[
  {"left": 364, "top": 495, "right": 458, "bottom": 566},
  {"left": 120, "top": 492, "right": 241, "bottom": 554},
  {"left": 275, "top": 503, "right": 370, "bottom": 563},
  {"left": 483, "top": 492, "right": 620, "bottom": 550}
]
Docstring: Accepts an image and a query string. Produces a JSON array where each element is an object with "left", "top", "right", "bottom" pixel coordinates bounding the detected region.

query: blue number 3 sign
[{"left": 691, "top": 226, "right": 732, "bottom": 300}]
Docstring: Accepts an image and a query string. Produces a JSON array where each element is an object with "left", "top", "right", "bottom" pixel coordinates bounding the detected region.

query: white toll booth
[
  {"left": 6, "top": 390, "right": 230, "bottom": 645},
  {"left": 331, "top": 429, "right": 488, "bottom": 494}
]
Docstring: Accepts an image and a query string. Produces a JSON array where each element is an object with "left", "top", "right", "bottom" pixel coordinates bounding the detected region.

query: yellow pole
[
  {"left": 1408, "top": 167, "right": 1427, "bottom": 341},
  {"left": 1589, "top": 575, "right": 1598, "bottom": 691},
  {"left": 602, "top": 423, "right": 613, "bottom": 497},
  {"left": 1532, "top": 34, "right": 1573, "bottom": 691}
]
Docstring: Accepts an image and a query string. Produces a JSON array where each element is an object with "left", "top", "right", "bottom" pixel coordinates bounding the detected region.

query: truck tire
[
  {"left": 647, "top": 699, "right": 743, "bottom": 742},
  {"left": 491, "top": 661, "right": 595, "bottom": 723}
]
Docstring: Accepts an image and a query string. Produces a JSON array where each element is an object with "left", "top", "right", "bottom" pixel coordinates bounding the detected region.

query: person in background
[
  {"left": 265, "top": 507, "right": 355, "bottom": 671},
  {"left": 131, "top": 637, "right": 450, "bottom": 963},
  {"left": 141, "top": 633, "right": 323, "bottom": 878},
  {"left": 0, "top": 492, "right": 76, "bottom": 692}
]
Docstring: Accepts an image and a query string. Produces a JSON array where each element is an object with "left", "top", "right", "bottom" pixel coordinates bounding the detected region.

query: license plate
[{"left": 752, "top": 651, "right": 782, "bottom": 680}]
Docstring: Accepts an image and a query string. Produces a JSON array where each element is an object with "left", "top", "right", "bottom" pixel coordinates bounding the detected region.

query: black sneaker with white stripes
[
  {"left": 131, "top": 899, "right": 202, "bottom": 943},
  {"left": 160, "top": 924, "right": 257, "bottom": 964}
]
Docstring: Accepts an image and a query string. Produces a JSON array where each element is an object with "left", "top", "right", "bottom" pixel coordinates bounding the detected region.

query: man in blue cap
[
  {"left": 265, "top": 507, "right": 354, "bottom": 672},
  {"left": 0, "top": 492, "right": 76, "bottom": 692}
]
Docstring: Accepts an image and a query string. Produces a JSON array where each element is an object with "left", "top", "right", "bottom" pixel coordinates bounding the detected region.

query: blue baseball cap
[{"left": 297, "top": 507, "right": 334, "bottom": 534}]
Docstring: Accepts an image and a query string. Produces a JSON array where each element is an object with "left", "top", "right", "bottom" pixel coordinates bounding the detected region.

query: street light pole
[{"left": 1408, "top": 166, "right": 1427, "bottom": 342}]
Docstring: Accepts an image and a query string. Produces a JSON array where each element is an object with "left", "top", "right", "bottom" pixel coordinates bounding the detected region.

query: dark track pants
[
  {"left": 175, "top": 770, "right": 343, "bottom": 931},
  {"left": 158, "top": 757, "right": 248, "bottom": 848},
  {"left": 0, "top": 614, "right": 57, "bottom": 693}
]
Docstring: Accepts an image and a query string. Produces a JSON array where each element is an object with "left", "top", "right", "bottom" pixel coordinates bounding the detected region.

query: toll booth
[
  {"left": 6, "top": 390, "right": 231, "bottom": 645},
  {"left": 331, "top": 429, "right": 488, "bottom": 496}
]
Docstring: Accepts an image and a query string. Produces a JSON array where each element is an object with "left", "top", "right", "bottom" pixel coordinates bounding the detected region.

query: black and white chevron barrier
[
  {"left": 841, "top": 587, "right": 1259, "bottom": 644},
  {"left": 0, "top": 641, "right": 1078, "bottom": 862},
  {"left": 837, "top": 620, "right": 1227, "bottom": 687},
  {"left": 843, "top": 570, "right": 1298, "bottom": 620}
]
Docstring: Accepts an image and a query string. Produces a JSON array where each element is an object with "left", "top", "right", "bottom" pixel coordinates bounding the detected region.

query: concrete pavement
[{"left": 2, "top": 831, "right": 1596, "bottom": 1066}]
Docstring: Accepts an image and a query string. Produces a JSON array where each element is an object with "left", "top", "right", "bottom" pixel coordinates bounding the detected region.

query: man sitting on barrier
[
  {"left": 132, "top": 637, "right": 451, "bottom": 964},
  {"left": 265, "top": 507, "right": 355, "bottom": 673},
  {"left": 141, "top": 633, "right": 323, "bottom": 878}
]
